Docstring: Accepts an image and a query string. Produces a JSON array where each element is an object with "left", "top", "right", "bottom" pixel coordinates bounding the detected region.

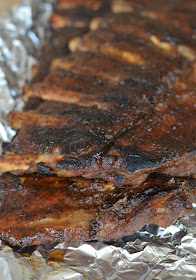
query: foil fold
[
  {"left": 0, "top": 0, "right": 53, "bottom": 153},
  {"left": 0, "top": 1, "right": 196, "bottom": 279}
]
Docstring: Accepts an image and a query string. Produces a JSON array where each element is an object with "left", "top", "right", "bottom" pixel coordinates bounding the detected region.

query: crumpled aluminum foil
[
  {"left": 0, "top": 211, "right": 196, "bottom": 280},
  {"left": 0, "top": 0, "right": 53, "bottom": 154},
  {"left": 0, "top": 1, "right": 196, "bottom": 279}
]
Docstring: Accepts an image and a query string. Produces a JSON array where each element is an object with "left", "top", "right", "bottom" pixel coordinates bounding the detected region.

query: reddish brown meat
[
  {"left": 1, "top": 61, "right": 195, "bottom": 184},
  {"left": 55, "top": 0, "right": 106, "bottom": 11},
  {"left": 0, "top": 0, "right": 195, "bottom": 249},
  {"left": 0, "top": 173, "right": 195, "bottom": 247},
  {"left": 90, "top": 12, "right": 196, "bottom": 61},
  {"left": 0, "top": 94, "right": 195, "bottom": 186},
  {"left": 32, "top": 0, "right": 112, "bottom": 82},
  {"left": 24, "top": 68, "right": 156, "bottom": 111}
]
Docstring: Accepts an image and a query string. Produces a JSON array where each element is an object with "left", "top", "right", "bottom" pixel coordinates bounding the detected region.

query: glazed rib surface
[
  {"left": 0, "top": 3, "right": 195, "bottom": 184},
  {"left": 1, "top": 77, "right": 195, "bottom": 185},
  {"left": 0, "top": 173, "right": 195, "bottom": 246}
]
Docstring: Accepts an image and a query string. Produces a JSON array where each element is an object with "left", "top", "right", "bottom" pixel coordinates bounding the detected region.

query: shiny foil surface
[
  {"left": 0, "top": 0, "right": 53, "bottom": 154},
  {"left": 0, "top": 1, "right": 196, "bottom": 279}
]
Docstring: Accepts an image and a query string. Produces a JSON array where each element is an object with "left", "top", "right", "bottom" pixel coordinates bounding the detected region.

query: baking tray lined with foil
[{"left": 0, "top": 1, "right": 196, "bottom": 279}]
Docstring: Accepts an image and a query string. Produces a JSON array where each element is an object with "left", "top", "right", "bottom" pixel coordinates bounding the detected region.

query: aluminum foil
[
  {"left": 0, "top": 1, "right": 196, "bottom": 279},
  {"left": 0, "top": 0, "right": 53, "bottom": 154},
  {"left": 0, "top": 211, "right": 196, "bottom": 280}
]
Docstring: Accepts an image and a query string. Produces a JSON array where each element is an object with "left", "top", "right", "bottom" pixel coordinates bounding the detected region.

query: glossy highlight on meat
[
  {"left": 0, "top": 173, "right": 195, "bottom": 247},
  {"left": 1, "top": 90, "right": 195, "bottom": 186}
]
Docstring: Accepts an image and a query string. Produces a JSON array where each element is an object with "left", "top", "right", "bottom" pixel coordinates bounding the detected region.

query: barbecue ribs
[
  {"left": 0, "top": 0, "right": 195, "bottom": 246},
  {"left": 0, "top": 173, "right": 195, "bottom": 247}
]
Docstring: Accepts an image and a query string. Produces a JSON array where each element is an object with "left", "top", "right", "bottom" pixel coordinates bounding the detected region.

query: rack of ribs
[
  {"left": 0, "top": 0, "right": 195, "bottom": 246},
  {"left": 0, "top": 173, "right": 195, "bottom": 247}
]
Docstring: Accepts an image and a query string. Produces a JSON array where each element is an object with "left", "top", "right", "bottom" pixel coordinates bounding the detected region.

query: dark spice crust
[{"left": 0, "top": 173, "right": 195, "bottom": 246}]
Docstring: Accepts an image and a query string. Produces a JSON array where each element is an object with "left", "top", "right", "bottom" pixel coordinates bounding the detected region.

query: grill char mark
[
  {"left": 0, "top": 0, "right": 195, "bottom": 185},
  {"left": 3, "top": 88, "right": 195, "bottom": 186},
  {"left": 6, "top": 101, "right": 128, "bottom": 157},
  {"left": 0, "top": 173, "right": 195, "bottom": 247},
  {"left": 24, "top": 69, "right": 159, "bottom": 113}
]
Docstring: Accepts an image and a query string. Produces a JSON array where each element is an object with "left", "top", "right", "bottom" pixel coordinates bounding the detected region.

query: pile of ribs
[{"left": 0, "top": 0, "right": 195, "bottom": 247}]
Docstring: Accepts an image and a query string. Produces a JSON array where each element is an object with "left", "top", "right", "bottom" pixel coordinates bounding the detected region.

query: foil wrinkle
[{"left": 0, "top": 1, "right": 196, "bottom": 279}]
